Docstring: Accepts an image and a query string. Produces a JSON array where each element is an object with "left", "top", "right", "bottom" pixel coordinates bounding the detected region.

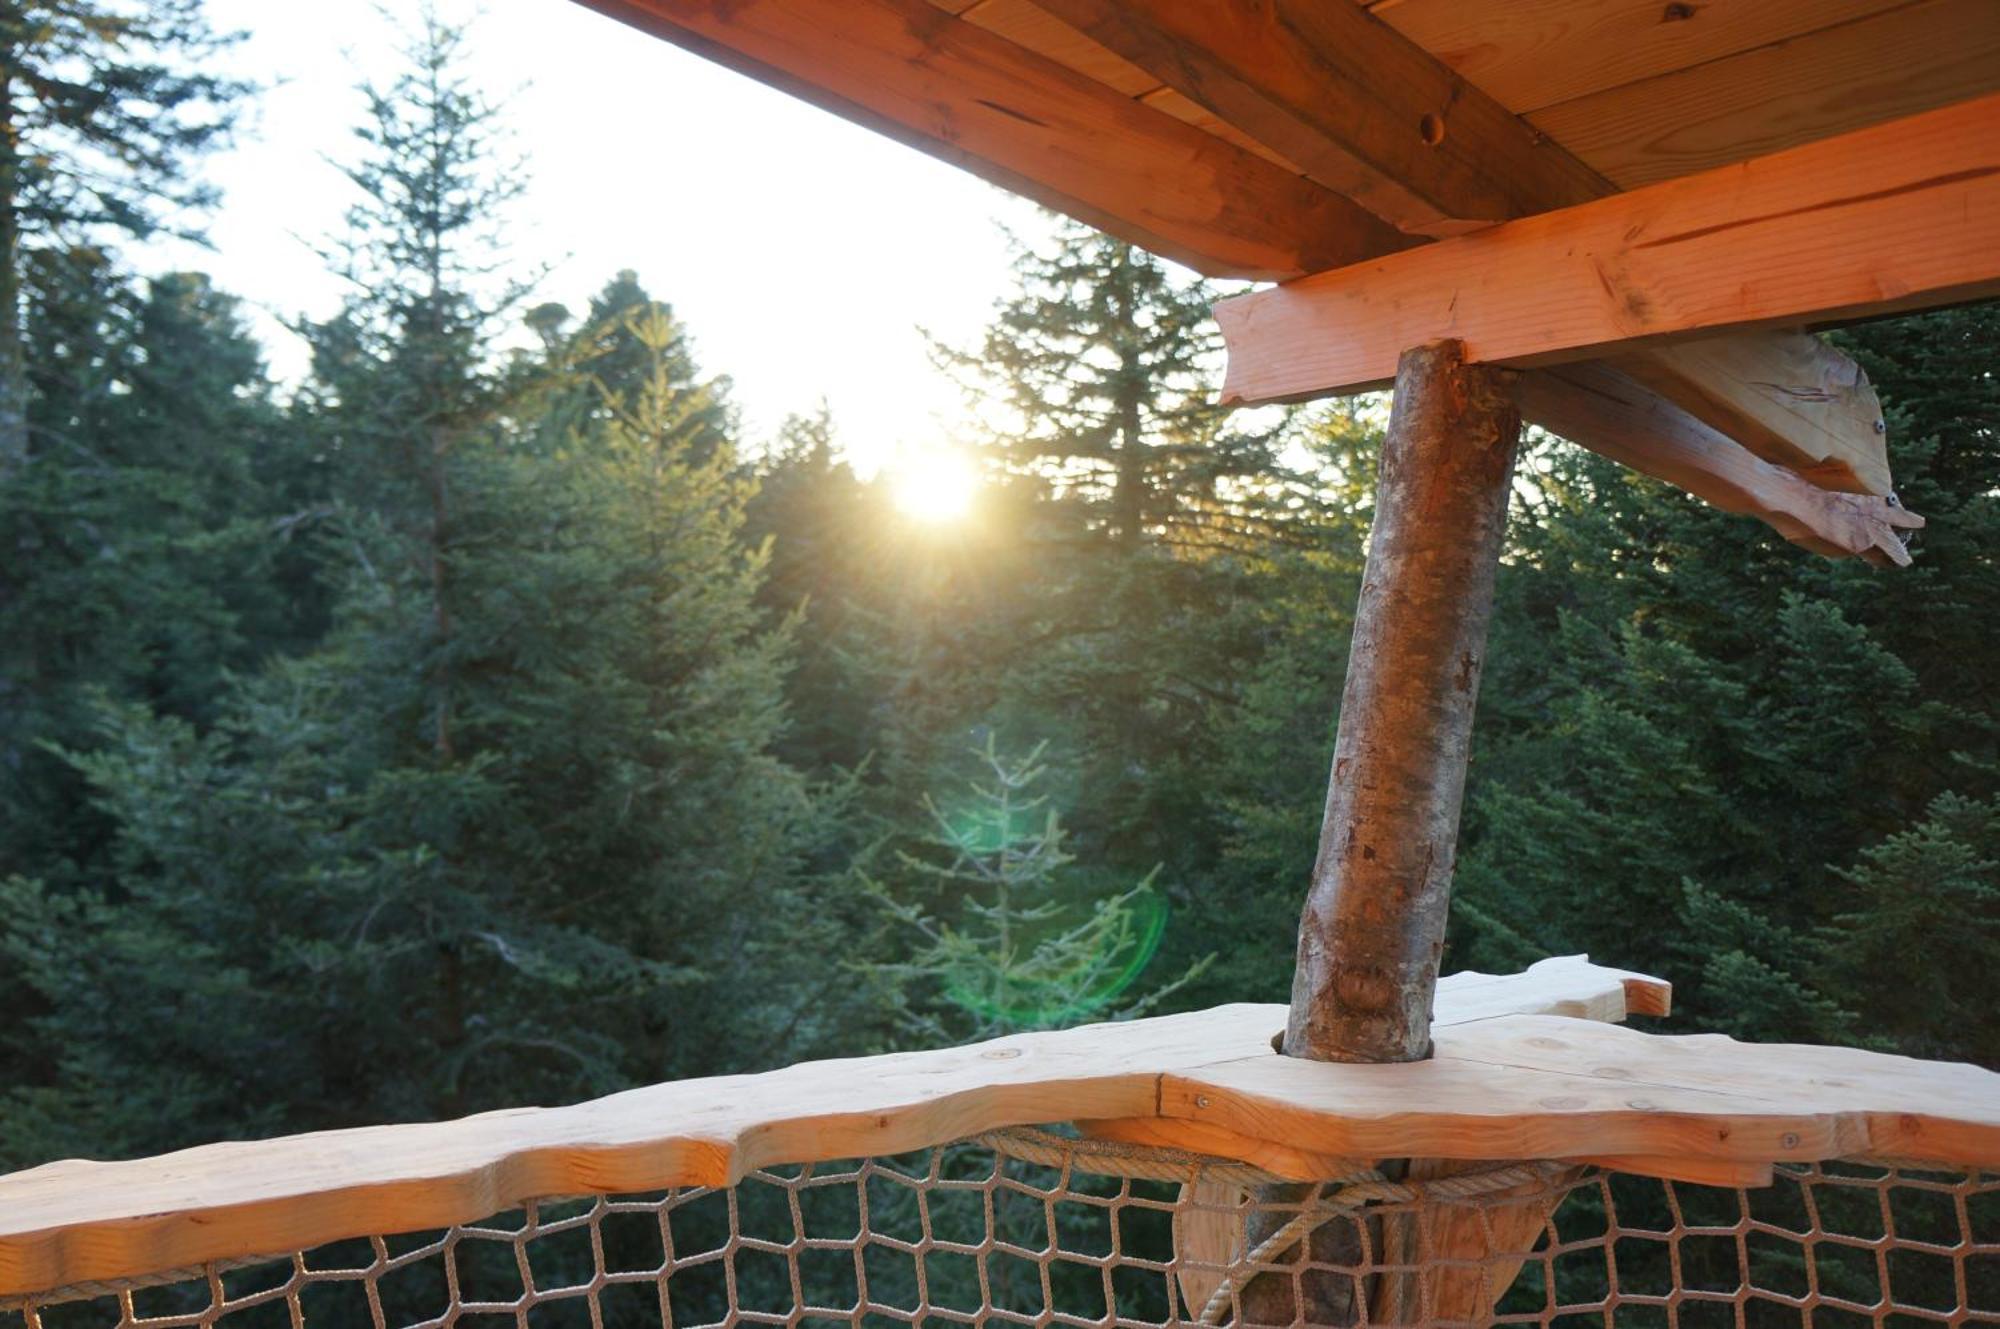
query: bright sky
[{"left": 144, "top": 0, "right": 1062, "bottom": 474}]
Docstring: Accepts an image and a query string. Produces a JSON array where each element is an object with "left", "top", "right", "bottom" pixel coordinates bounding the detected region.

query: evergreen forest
[{"left": 2, "top": 4, "right": 1996, "bottom": 1185}]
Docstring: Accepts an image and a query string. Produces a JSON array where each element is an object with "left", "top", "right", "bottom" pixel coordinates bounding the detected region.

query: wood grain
[
  {"left": 1614, "top": 332, "right": 1890, "bottom": 496},
  {"left": 1518, "top": 364, "right": 1924, "bottom": 565},
  {"left": 1371, "top": 1157, "right": 1581, "bottom": 1328},
  {"left": 0, "top": 958, "right": 1659, "bottom": 1299},
  {"left": 1033, "top": 0, "right": 1606, "bottom": 235},
  {"left": 5, "top": 957, "right": 2000, "bottom": 1304},
  {"left": 1527, "top": 0, "right": 2000, "bottom": 188},
  {"left": 1367, "top": 0, "right": 1913, "bottom": 116},
  {"left": 1215, "top": 92, "right": 2000, "bottom": 403},
  {"left": 1284, "top": 341, "right": 1519, "bottom": 1065},
  {"left": 569, "top": 0, "right": 1411, "bottom": 281},
  {"left": 1159, "top": 1015, "right": 2000, "bottom": 1168},
  {"left": 958, "top": 0, "right": 1158, "bottom": 97}
]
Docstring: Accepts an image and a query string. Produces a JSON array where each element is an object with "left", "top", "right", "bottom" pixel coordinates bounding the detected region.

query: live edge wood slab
[{"left": 3, "top": 956, "right": 1997, "bottom": 1299}]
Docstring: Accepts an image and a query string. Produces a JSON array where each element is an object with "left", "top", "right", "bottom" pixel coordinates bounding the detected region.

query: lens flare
[
  {"left": 892, "top": 448, "right": 978, "bottom": 523},
  {"left": 943, "top": 888, "right": 1173, "bottom": 1030}
]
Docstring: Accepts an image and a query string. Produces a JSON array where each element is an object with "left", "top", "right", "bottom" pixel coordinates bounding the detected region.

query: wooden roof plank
[
  {"left": 1214, "top": 93, "right": 2000, "bottom": 405},
  {"left": 570, "top": 0, "right": 1412, "bottom": 281},
  {"left": 0, "top": 958, "right": 1661, "bottom": 1299},
  {"left": 1527, "top": 0, "right": 2000, "bottom": 189},
  {"left": 1365, "top": 0, "right": 1914, "bottom": 117},
  {"left": 958, "top": 0, "right": 1161, "bottom": 99},
  {"left": 1033, "top": 0, "right": 1608, "bottom": 236},
  {"left": 1137, "top": 86, "right": 1302, "bottom": 172}
]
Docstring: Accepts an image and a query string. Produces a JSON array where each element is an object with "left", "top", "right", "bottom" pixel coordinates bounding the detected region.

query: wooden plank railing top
[{"left": 3, "top": 956, "right": 1997, "bottom": 1301}]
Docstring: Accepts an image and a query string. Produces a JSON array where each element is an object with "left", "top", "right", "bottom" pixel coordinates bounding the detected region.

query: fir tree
[
  {"left": 938, "top": 219, "right": 1311, "bottom": 553},
  {"left": 742, "top": 407, "right": 886, "bottom": 775},
  {"left": 1445, "top": 310, "right": 2000, "bottom": 1063},
  {"left": 0, "top": 18, "right": 853, "bottom": 1165},
  {"left": 0, "top": 0, "right": 247, "bottom": 464},
  {"left": 0, "top": 263, "right": 284, "bottom": 884},
  {"left": 863, "top": 737, "right": 1204, "bottom": 1043}
]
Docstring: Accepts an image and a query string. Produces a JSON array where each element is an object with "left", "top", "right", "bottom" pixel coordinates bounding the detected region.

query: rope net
[{"left": 7, "top": 1130, "right": 1995, "bottom": 1329}]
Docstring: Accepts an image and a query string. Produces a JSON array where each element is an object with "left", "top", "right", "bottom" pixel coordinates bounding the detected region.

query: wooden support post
[
  {"left": 1286, "top": 340, "right": 1520, "bottom": 1066},
  {"left": 1236, "top": 341, "right": 1521, "bottom": 1327}
]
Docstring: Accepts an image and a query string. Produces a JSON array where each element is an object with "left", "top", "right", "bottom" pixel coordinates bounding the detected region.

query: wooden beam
[
  {"left": 1612, "top": 332, "right": 1890, "bottom": 496},
  {"left": 1215, "top": 93, "right": 2000, "bottom": 406},
  {"left": 1519, "top": 365, "right": 1924, "bottom": 565},
  {"left": 1021, "top": 0, "right": 1895, "bottom": 495},
  {"left": 569, "top": 0, "right": 1411, "bottom": 281},
  {"left": 1031, "top": 0, "right": 1606, "bottom": 237}
]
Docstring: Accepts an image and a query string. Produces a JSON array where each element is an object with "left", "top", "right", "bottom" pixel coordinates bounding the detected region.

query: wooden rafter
[
  {"left": 1031, "top": 0, "right": 1605, "bottom": 237},
  {"left": 1520, "top": 366, "right": 1923, "bottom": 565},
  {"left": 1215, "top": 94, "right": 2000, "bottom": 408},
  {"left": 1612, "top": 334, "right": 1891, "bottom": 496}
]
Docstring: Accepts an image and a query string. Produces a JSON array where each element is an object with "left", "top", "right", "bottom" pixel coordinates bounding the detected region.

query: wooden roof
[
  {"left": 573, "top": 0, "right": 1999, "bottom": 280},
  {"left": 571, "top": 0, "right": 1999, "bottom": 563}
]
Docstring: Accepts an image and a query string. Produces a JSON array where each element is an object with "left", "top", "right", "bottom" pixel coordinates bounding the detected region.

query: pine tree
[
  {"left": 298, "top": 8, "right": 533, "bottom": 763},
  {"left": 1172, "top": 406, "right": 1379, "bottom": 1003},
  {"left": 914, "top": 222, "right": 1337, "bottom": 888},
  {"left": 862, "top": 737, "right": 1204, "bottom": 1043},
  {"left": 938, "top": 219, "right": 1311, "bottom": 553},
  {"left": 0, "top": 0, "right": 247, "bottom": 464},
  {"left": 742, "top": 407, "right": 888, "bottom": 775},
  {"left": 0, "top": 18, "right": 855, "bottom": 1164},
  {"left": 0, "top": 263, "right": 285, "bottom": 884},
  {"left": 1444, "top": 310, "right": 2000, "bottom": 1063}
]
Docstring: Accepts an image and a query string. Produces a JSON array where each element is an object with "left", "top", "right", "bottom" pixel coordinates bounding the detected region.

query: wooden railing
[{"left": 3, "top": 956, "right": 1996, "bottom": 1306}]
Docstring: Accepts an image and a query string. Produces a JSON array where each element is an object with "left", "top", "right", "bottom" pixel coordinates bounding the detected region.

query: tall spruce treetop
[
  {"left": 520, "top": 270, "right": 733, "bottom": 465},
  {"left": 939, "top": 219, "right": 1305, "bottom": 553},
  {"left": 303, "top": 9, "right": 527, "bottom": 758},
  {"left": 0, "top": 0, "right": 246, "bottom": 464},
  {"left": 310, "top": 9, "right": 523, "bottom": 453}
]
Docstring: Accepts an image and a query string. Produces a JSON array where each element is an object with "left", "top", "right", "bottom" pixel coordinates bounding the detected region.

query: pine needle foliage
[
  {"left": 0, "top": 0, "right": 250, "bottom": 462},
  {"left": 935, "top": 218, "right": 1323, "bottom": 555},
  {"left": 864, "top": 737, "right": 1208, "bottom": 1043}
]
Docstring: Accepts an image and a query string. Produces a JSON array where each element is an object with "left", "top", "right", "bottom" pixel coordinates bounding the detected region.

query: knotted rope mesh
[{"left": 6, "top": 1128, "right": 1995, "bottom": 1329}]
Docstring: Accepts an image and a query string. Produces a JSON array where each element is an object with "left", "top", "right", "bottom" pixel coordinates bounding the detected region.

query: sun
[{"left": 891, "top": 447, "right": 980, "bottom": 523}]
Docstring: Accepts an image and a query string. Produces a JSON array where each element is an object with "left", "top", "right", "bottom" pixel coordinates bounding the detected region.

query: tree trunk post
[
  {"left": 1237, "top": 339, "right": 1521, "bottom": 1326},
  {"left": 1286, "top": 339, "right": 1520, "bottom": 1064}
]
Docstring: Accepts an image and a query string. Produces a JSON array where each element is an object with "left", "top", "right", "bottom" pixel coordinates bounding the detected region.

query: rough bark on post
[
  {"left": 1236, "top": 340, "right": 1520, "bottom": 1327},
  {"left": 1287, "top": 339, "right": 1520, "bottom": 1065}
]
